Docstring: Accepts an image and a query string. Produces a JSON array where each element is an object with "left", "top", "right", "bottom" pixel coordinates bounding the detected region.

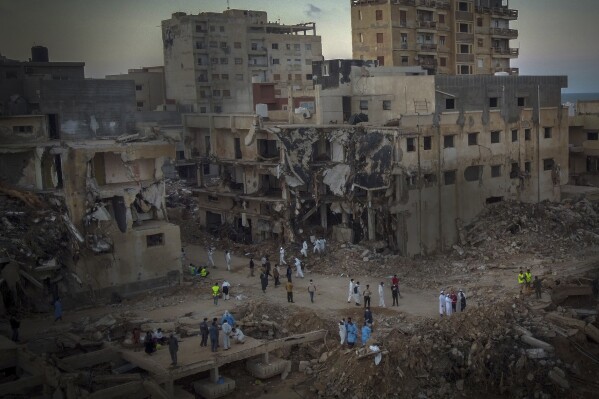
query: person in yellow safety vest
[
  {"left": 200, "top": 266, "right": 209, "bottom": 277},
  {"left": 517, "top": 269, "right": 526, "bottom": 294},
  {"left": 212, "top": 282, "right": 220, "bottom": 306},
  {"left": 189, "top": 264, "right": 196, "bottom": 276},
  {"left": 524, "top": 269, "right": 532, "bottom": 292}
]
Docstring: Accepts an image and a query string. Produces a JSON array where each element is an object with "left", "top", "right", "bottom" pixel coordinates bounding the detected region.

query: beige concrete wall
[
  {"left": 0, "top": 115, "right": 48, "bottom": 144},
  {"left": 106, "top": 70, "right": 165, "bottom": 111}
]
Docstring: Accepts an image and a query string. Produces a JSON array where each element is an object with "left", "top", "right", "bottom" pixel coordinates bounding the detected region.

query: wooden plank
[
  {"left": 0, "top": 374, "right": 44, "bottom": 395},
  {"left": 87, "top": 381, "right": 143, "bottom": 399},
  {"left": 61, "top": 347, "right": 118, "bottom": 369},
  {"left": 357, "top": 350, "right": 389, "bottom": 360},
  {"left": 18, "top": 269, "right": 44, "bottom": 289}
]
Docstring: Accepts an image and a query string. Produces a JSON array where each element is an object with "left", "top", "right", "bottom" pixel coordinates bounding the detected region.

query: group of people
[
  {"left": 199, "top": 310, "right": 245, "bottom": 353},
  {"left": 338, "top": 311, "right": 374, "bottom": 348},
  {"left": 518, "top": 268, "right": 543, "bottom": 299},
  {"left": 140, "top": 328, "right": 180, "bottom": 366},
  {"left": 347, "top": 275, "right": 402, "bottom": 308},
  {"left": 210, "top": 280, "right": 232, "bottom": 305},
  {"left": 438, "top": 289, "right": 466, "bottom": 317}
]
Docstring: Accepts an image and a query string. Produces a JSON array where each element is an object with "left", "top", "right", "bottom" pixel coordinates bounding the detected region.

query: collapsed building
[{"left": 182, "top": 64, "right": 568, "bottom": 256}]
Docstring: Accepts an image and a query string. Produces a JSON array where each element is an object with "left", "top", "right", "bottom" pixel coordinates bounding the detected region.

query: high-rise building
[
  {"left": 350, "top": 0, "right": 518, "bottom": 75},
  {"left": 162, "top": 9, "right": 323, "bottom": 113}
]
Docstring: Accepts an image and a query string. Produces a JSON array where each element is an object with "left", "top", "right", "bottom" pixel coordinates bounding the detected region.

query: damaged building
[
  {"left": 183, "top": 67, "right": 568, "bottom": 256},
  {"left": 0, "top": 51, "right": 181, "bottom": 308}
]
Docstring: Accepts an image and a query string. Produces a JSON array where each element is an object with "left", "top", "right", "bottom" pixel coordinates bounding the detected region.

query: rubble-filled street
[{"left": 0, "top": 182, "right": 598, "bottom": 399}]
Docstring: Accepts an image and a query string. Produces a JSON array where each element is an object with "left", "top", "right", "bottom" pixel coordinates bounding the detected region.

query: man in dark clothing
[
  {"left": 286, "top": 265, "right": 292, "bottom": 283},
  {"left": 144, "top": 331, "right": 155, "bottom": 355},
  {"left": 391, "top": 284, "right": 399, "bottom": 306},
  {"left": 364, "top": 307, "right": 373, "bottom": 326},
  {"left": 450, "top": 290, "right": 458, "bottom": 313},
  {"left": 168, "top": 334, "right": 179, "bottom": 366},
  {"left": 273, "top": 265, "right": 281, "bottom": 286},
  {"left": 533, "top": 277, "right": 542, "bottom": 299},
  {"left": 260, "top": 271, "right": 268, "bottom": 293},
  {"left": 10, "top": 314, "right": 20, "bottom": 342},
  {"left": 209, "top": 318, "right": 219, "bottom": 352},
  {"left": 286, "top": 280, "right": 294, "bottom": 303},
  {"left": 200, "top": 318, "right": 209, "bottom": 347},
  {"left": 249, "top": 256, "right": 255, "bottom": 277},
  {"left": 265, "top": 258, "right": 272, "bottom": 279},
  {"left": 363, "top": 285, "right": 372, "bottom": 308}
]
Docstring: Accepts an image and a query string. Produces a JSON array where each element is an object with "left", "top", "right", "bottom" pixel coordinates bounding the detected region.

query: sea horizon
[{"left": 562, "top": 92, "right": 599, "bottom": 103}]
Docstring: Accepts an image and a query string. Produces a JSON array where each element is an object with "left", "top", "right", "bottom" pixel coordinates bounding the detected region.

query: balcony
[
  {"left": 437, "top": 23, "right": 450, "bottom": 31},
  {"left": 455, "top": 32, "right": 474, "bottom": 43},
  {"left": 493, "top": 67, "right": 519, "bottom": 75},
  {"left": 475, "top": 6, "right": 518, "bottom": 20},
  {"left": 456, "top": 53, "right": 474, "bottom": 63},
  {"left": 491, "top": 47, "right": 519, "bottom": 57},
  {"left": 248, "top": 47, "right": 268, "bottom": 55},
  {"left": 393, "top": 20, "right": 415, "bottom": 29},
  {"left": 454, "top": 10, "right": 473, "bottom": 21},
  {"left": 490, "top": 27, "right": 518, "bottom": 39},
  {"left": 417, "top": 43, "right": 437, "bottom": 53},
  {"left": 398, "top": 43, "right": 411, "bottom": 50},
  {"left": 393, "top": 0, "right": 416, "bottom": 5},
  {"left": 416, "top": 20, "right": 437, "bottom": 30},
  {"left": 418, "top": 57, "right": 437, "bottom": 67}
]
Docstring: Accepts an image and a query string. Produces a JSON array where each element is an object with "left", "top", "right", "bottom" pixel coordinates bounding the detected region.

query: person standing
[
  {"left": 249, "top": 256, "right": 255, "bottom": 277},
  {"left": 313, "top": 240, "right": 319, "bottom": 254},
  {"left": 295, "top": 258, "right": 304, "bottom": 278},
  {"left": 54, "top": 297, "right": 63, "bottom": 322},
  {"left": 222, "top": 280, "right": 231, "bottom": 300},
  {"left": 10, "top": 314, "right": 20, "bottom": 342},
  {"left": 458, "top": 289, "right": 467, "bottom": 311},
  {"left": 221, "top": 319, "right": 232, "bottom": 350},
  {"left": 363, "top": 284, "right": 372, "bottom": 308},
  {"left": 364, "top": 307, "right": 373, "bottom": 327},
  {"left": 391, "top": 274, "right": 399, "bottom": 287},
  {"left": 212, "top": 282, "right": 220, "bottom": 306},
  {"left": 144, "top": 331, "right": 155, "bottom": 355},
  {"left": 525, "top": 269, "right": 532, "bottom": 293},
  {"left": 450, "top": 290, "right": 458, "bottom": 313},
  {"left": 361, "top": 323, "right": 372, "bottom": 346},
  {"left": 391, "top": 284, "right": 399, "bottom": 306},
  {"left": 209, "top": 318, "right": 219, "bottom": 352},
  {"left": 338, "top": 319, "right": 347, "bottom": 345},
  {"left": 533, "top": 276, "right": 542, "bottom": 299},
  {"left": 279, "top": 247, "right": 287, "bottom": 265},
  {"left": 348, "top": 278, "right": 355, "bottom": 303},
  {"left": 221, "top": 310, "right": 236, "bottom": 327},
  {"left": 225, "top": 250, "right": 232, "bottom": 271},
  {"left": 301, "top": 241, "right": 308, "bottom": 258},
  {"left": 273, "top": 265, "right": 281, "bottom": 287},
  {"left": 260, "top": 271, "right": 269, "bottom": 293},
  {"left": 353, "top": 282, "right": 361, "bottom": 306},
  {"left": 168, "top": 333, "right": 179, "bottom": 366},
  {"left": 208, "top": 247, "right": 215, "bottom": 268},
  {"left": 286, "top": 280, "right": 294, "bottom": 303},
  {"left": 439, "top": 290, "right": 445, "bottom": 317},
  {"left": 200, "top": 318, "right": 209, "bottom": 347},
  {"left": 378, "top": 282, "right": 385, "bottom": 307},
  {"left": 445, "top": 294, "right": 452, "bottom": 316},
  {"left": 346, "top": 318, "right": 357, "bottom": 348},
  {"left": 518, "top": 269, "right": 525, "bottom": 294},
  {"left": 308, "top": 279, "right": 316, "bottom": 303},
  {"left": 286, "top": 264, "right": 292, "bottom": 283}
]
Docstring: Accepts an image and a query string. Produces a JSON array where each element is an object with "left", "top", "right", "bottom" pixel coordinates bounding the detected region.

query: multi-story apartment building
[
  {"left": 161, "top": 9, "right": 323, "bottom": 113},
  {"left": 182, "top": 65, "right": 568, "bottom": 256},
  {"left": 568, "top": 100, "right": 599, "bottom": 187},
  {"left": 107, "top": 66, "right": 166, "bottom": 112},
  {"left": 350, "top": 0, "right": 518, "bottom": 75}
]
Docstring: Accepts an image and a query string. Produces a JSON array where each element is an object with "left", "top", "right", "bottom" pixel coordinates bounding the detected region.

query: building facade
[
  {"left": 182, "top": 73, "right": 568, "bottom": 256},
  {"left": 350, "top": 0, "right": 518, "bottom": 75},
  {"left": 568, "top": 100, "right": 599, "bottom": 187},
  {"left": 107, "top": 66, "right": 166, "bottom": 112},
  {"left": 161, "top": 9, "right": 323, "bottom": 113}
]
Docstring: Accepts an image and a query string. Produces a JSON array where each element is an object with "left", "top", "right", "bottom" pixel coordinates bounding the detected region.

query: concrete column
[
  {"left": 210, "top": 366, "right": 220, "bottom": 383},
  {"left": 263, "top": 351, "right": 270, "bottom": 363},
  {"left": 367, "top": 191, "right": 375, "bottom": 241},
  {"left": 342, "top": 210, "right": 349, "bottom": 226},
  {"left": 320, "top": 203, "right": 327, "bottom": 230}
]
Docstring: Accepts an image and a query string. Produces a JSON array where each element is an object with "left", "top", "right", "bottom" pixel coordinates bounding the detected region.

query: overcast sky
[{"left": 1, "top": 0, "right": 598, "bottom": 92}]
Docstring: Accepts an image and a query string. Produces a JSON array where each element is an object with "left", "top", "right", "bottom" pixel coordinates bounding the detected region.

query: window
[
  {"left": 477, "top": 58, "right": 484, "bottom": 68},
  {"left": 439, "top": 35, "right": 446, "bottom": 45},
  {"left": 220, "top": 42, "right": 227, "bottom": 49},
  {"left": 406, "top": 174, "right": 418, "bottom": 189},
  {"left": 214, "top": 106, "right": 222, "bottom": 113},
  {"left": 445, "top": 98, "right": 455, "bottom": 110},
  {"left": 525, "top": 161, "right": 531, "bottom": 174},
  {"left": 491, "top": 130, "right": 501, "bottom": 143},
  {"left": 211, "top": 57, "right": 218, "bottom": 64},
  {"left": 440, "top": 57, "right": 447, "bottom": 67},
  {"left": 510, "top": 163, "right": 519, "bottom": 178},
  {"left": 444, "top": 170, "right": 456, "bottom": 185},
  {"left": 294, "top": 44, "right": 301, "bottom": 51},
  {"left": 210, "top": 26, "right": 215, "bottom": 32},
  {"left": 383, "top": 100, "right": 391, "bottom": 110},
  {"left": 146, "top": 233, "right": 164, "bottom": 247},
  {"left": 12, "top": 125, "right": 33, "bottom": 133},
  {"left": 423, "top": 173, "right": 437, "bottom": 186},
  {"left": 588, "top": 132, "right": 599, "bottom": 141},
  {"left": 401, "top": 56, "right": 408, "bottom": 65},
  {"left": 360, "top": 100, "right": 368, "bottom": 110},
  {"left": 458, "top": 2, "right": 469, "bottom": 11},
  {"left": 272, "top": 58, "right": 280, "bottom": 65},
  {"left": 491, "top": 165, "right": 501, "bottom": 177},
  {"left": 459, "top": 23, "right": 470, "bottom": 33},
  {"left": 407, "top": 137, "right": 416, "bottom": 152},
  {"left": 294, "top": 58, "right": 301, "bottom": 65},
  {"left": 400, "top": 10, "right": 407, "bottom": 25},
  {"left": 424, "top": 136, "right": 432, "bottom": 150},
  {"left": 377, "top": 33, "right": 384, "bottom": 43},
  {"left": 511, "top": 129, "right": 518, "bottom": 142},
  {"left": 544, "top": 127, "right": 552, "bottom": 139},
  {"left": 212, "top": 73, "right": 219, "bottom": 80},
  {"left": 376, "top": 10, "right": 383, "bottom": 20},
  {"left": 439, "top": 14, "right": 445, "bottom": 24},
  {"left": 287, "top": 74, "right": 292, "bottom": 81},
  {"left": 235, "top": 57, "right": 243, "bottom": 64},
  {"left": 477, "top": 38, "right": 484, "bottom": 47},
  {"left": 477, "top": 17, "right": 483, "bottom": 27},
  {"left": 305, "top": 43, "right": 312, "bottom": 51},
  {"left": 468, "top": 132, "right": 478, "bottom": 146},
  {"left": 273, "top": 73, "right": 280, "bottom": 81},
  {"left": 220, "top": 58, "right": 228, "bottom": 64},
  {"left": 358, "top": 10, "right": 362, "bottom": 20},
  {"left": 135, "top": 84, "right": 142, "bottom": 91},
  {"left": 221, "top": 74, "right": 229, "bottom": 80},
  {"left": 517, "top": 97, "right": 526, "bottom": 107},
  {"left": 200, "top": 107, "right": 207, "bottom": 113},
  {"left": 543, "top": 158, "right": 554, "bottom": 171},
  {"left": 234, "top": 138, "right": 242, "bottom": 159},
  {"left": 444, "top": 135, "right": 455, "bottom": 148},
  {"left": 304, "top": 74, "right": 312, "bottom": 81},
  {"left": 272, "top": 43, "right": 278, "bottom": 50},
  {"left": 212, "top": 89, "right": 221, "bottom": 97},
  {"left": 286, "top": 44, "right": 291, "bottom": 50},
  {"left": 464, "top": 165, "right": 483, "bottom": 182},
  {"left": 223, "top": 90, "right": 231, "bottom": 97},
  {"left": 236, "top": 74, "right": 244, "bottom": 81},
  {"left": 460, "top": 44, "right": 470, "bottom": 54},
  {"left": 209, "top": 41, "right": 217, "bottom": 48},
  {"left": 525, "top": 129, "right": 531, "bottom": 141},
  {"left": 489, "top": 97, "right": 498, "bottom": 107},
  {"left": 196, "top": 25, "right": 205, "bottom": 32},
  {"left": 294, "top": 74, "right": 301, "bottom": 81},
  {"left": 251, "top": 43, "right": 258, "bottom": 51},
  {"left": 208, "top": 195, "right": 219, "bottom": 202},
  {"left": 234, "top": 42, "right": 241, "bottom": 49},
  {"left": 196, "top": 41, "right": 204, "bottom": 49},
  {"left": 220, "top": 26, "right": 225, "bottom": 32},
  {"left": 459, "top": 65, "right": 471, "bottom": 74},
  {"left": 198, "top": 58, "right": 204, "bottom": 65}
]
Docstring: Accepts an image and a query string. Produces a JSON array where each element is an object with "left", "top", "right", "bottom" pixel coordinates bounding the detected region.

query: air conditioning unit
[{"left": 302, "top": 110, "right": 312, "bottom": 119}]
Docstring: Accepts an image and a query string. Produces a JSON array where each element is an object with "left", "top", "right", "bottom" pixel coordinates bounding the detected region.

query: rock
[
  {"left": 299, "top": 361, "right": 310, "bottom": 372},
  {"left": 548, "top": 367, "right": 569, "bottom": 389},
  {"left": 456, "top": 379, "right": 464, "bottom": 391},
  {"left": 140, "top": 322, "right": 176, "bottom": 332},
  {"left": 319, "top": 351, "right": 329, "bottom": 363}
]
